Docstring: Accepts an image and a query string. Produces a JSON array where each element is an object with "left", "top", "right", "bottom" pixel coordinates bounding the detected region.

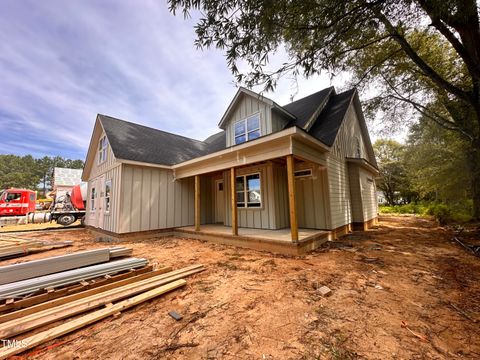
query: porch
[
  {"left": 172, "top": 129, "right": 333, "bottom": 254},
  {"left": 175, "top": 224, "right": 331, "bottom": 255}
]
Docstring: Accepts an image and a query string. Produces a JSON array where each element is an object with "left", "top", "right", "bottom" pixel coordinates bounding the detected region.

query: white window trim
[
  {"left": 294, "top": 169, "right": 313, "bottom": 178},
  {"left": 234, "top": 112, "right": 261, "bottom": 145},
  {"left": 236, "top": 172, "right": 262, "bottom": 209},
  {"left": 90, "top": 187, "right": 96, "bottom": 212},
  {"left": 104, "top": 179, "right": 112, "bottom": 214},
  {"left": 98, "top": 135, "right": 108, "bottom": 164}
]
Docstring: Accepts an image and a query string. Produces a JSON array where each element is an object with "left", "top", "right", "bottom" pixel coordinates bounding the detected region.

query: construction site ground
[{"left": 1, "top": 215, "right": 479, "bottom": 359}]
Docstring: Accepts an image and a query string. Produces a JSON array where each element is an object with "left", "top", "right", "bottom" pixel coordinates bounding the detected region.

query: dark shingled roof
[
  {"left": 99, "top": 115, "right": 208, "bottom": 166},
  {"left": 283, "top": 87, "right": 334, "bottom": 128},
  {"left": 98, "top": 86, "right": 358, "bottom": 166},
  {"left": 308, "top": 89, "right": 356, "bottom": 146},
  {"left": 203, "top": 131, "right": 226, "bottom": 154}
]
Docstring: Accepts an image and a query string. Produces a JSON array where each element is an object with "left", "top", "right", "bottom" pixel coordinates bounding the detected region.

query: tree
[
  {"left": 0, "top": 155, "right": 41, "bottom": 190},
  {"left": 0, "top": 155, "right": 84, "bottom": 192},
  {"left": 405, "top": 117, "right": 472, "bottom": 204},
  {"left": 374, "top": 139, "right": 409, "bottom": 205},
  {"left": 168, "top": 0, "right": 480, "bottom": 219}
]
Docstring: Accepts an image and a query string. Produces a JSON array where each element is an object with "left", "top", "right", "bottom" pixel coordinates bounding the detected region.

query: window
[
  {"left": 29, "top": 193, "right": 35, "bottom": 201},
  {"left": 105, "top": 180, "right": 111, "bottom": 212},
  {"left": 236, "top": 173, "right": 261, "bottom": 208},
  {"left": 234, "top": 113, "right": 260, "bottom": 145},
  {"left": 294, "top": 169, "right": 312, "bottom": 178},
  {"left": 5, "top": 193, "right": 21, "bottom": 202},
  {"left": 98, "top": 136, "right": 108, "bottom": 164},
  {"left": 90, "top": 187, "right": 96, "bottom": 211}
]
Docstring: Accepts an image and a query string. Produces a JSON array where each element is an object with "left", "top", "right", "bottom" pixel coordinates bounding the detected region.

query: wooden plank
[
  {"left": 230, "top": 167, "right": 238, "bottom": 235},
  {"left": 0, "top": 266, "right": 171, "bottom": 323},
  {"left": 0, "top": 266, "right": 202, "bottom": 338},
  {"left": 286, "top": 155, "right": 299, "bottom": 242},
  {"left": 0, "top": 266, "right": 154, "bottom": 313},
  {"left": 195, "top": 175, "right": 200, "bottom": 231},
  {"left": 0, "top": 279, "right": 187, "bottom": 360}
]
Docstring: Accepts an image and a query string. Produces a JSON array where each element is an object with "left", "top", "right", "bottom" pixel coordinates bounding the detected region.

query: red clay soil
[{"left": 2, "top": 215, "right": 479, "bottom": 359}]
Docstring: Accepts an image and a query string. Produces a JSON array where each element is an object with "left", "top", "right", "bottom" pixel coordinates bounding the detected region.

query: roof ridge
[
  {"left": 282, "top": 86, "right": 335, "bottom": 107},
  {"left": 98, "top": 114, "right": 206, "bottom": 144}
]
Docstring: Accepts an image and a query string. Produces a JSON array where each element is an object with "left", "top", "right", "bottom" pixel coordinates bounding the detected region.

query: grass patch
[{"left": 379, "top": 201, "right": 473, "bottom": 224}]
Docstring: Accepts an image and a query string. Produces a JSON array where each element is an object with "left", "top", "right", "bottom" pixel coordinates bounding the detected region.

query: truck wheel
[{"left": 57, "top": 214, "right": 76, "bottom": 226}]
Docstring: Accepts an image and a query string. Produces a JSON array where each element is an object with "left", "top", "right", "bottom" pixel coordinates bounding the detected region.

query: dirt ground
[
  {"left": 2, "top": 216, "right": 479, "bottom": 359},
  {"left": 0, "top": 220, "right": 81, "bottom": 233}
]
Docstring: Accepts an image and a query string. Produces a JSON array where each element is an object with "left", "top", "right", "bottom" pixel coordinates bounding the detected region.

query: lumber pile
[
  {"left": 0, "top": 236, "right": 72, "bottom": 260},
  {"left": 0, "top": 264, "right": 204, "bottom": 359},
  {"left": 0, "top": 247, "right": 133, "bottom": 285}
]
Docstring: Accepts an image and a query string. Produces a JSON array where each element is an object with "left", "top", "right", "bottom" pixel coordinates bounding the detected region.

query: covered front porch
[{"left": 172, "top": 127, "right": 333, "bottom": 254}]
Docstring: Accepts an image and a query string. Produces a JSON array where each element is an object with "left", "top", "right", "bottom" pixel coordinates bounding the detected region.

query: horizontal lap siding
[
  {"left": 119, "top": 165, "right": 194, "bottom": 233},
  {"left": 326, "top": 155, "right": 352, "bottom": 229},
  {"left": 332, "top": 106, "right": 369, "bottom": 160}
]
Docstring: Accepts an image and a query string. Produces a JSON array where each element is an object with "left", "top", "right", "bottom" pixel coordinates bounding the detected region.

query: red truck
[
  {"left": 0, "top": 185, "right": 86, "bottom": 226},
  {"left": 0, "top": 189, "right": 36, "bottom": 216}
]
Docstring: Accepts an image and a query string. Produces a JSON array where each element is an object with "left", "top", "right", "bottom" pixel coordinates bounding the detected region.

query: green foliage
[
  {"left": 379, "top": 201, "right": 473, "bottom": 224},
  {"left": 404, "top": 117, "right": 471, "bottom": 203},
  {"left": 0, "top": 155, "right": 84, "bottom": 192},
  {"left": 169, "top": 0, "right": 480, "bottom": 219},
  {"left": 373, "top": 139, "right": 413, "bottom": 205}
]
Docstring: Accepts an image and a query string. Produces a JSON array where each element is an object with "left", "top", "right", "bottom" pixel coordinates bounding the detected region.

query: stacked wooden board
[
  {"left": 0, "top": 265, "right": 204, "bottom": 359},
  {"left": 0, "top": 235, "right": 72, "bottom": 260},
  {"left": 0, "top": 248, "right": 205, "bottom": 359}
]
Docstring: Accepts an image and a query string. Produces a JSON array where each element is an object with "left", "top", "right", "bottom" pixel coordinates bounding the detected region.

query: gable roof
[
  {"left": 218, "top": 87, "right": 295, "bottom": 129},
  {"left": 283, "top": 87, "right": 334, "bottom": 130},
  {"left": 83, "top": 86, "right": 376, "bottom": 171},
  {"left": 308, "top": 89, "right": 357, "bottom": 146}
]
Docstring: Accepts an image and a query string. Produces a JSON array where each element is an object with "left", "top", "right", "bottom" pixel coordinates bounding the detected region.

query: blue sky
[{"left": 0, "top": 0, "right": 347, "bottom": 160}]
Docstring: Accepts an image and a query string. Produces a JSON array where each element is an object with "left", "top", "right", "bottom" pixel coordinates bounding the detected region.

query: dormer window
[{"left": 234, "top": 113, "right": 260, "bottom": 145}]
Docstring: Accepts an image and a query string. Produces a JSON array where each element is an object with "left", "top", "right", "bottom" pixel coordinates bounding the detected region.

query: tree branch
[{"left": 374, "top": 10, "right": 472, "bottom": 103}]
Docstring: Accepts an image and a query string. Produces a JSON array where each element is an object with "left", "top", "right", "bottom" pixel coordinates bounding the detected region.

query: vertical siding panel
[
  {"left": 174, "top": 180, "right": 182, "bottom": 227},
  {"left": 141, "top": 169, "right": 151, "bottom": 231},
  {"left": 131, "top": 168, "right": 142, "bottom": 232},
  {"left": 159, "top": 171, "right": 167, "bottom": 228},
  {"left": 121, "top": 166, "right": 133, "bottom": 233},
  {"left": 150, "top": 170, "right": 160, "bottom": 229}
]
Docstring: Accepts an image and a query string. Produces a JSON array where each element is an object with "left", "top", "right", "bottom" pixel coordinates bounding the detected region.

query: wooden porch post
[
  {"left": 194, "top": 175, "right": 200, "bottom": 231},
  {"left": 230, "top": 167, "right": 238, "bottom": 235},
  {"left": 286, "top": 155, "right": 299, "bottom": 242}
]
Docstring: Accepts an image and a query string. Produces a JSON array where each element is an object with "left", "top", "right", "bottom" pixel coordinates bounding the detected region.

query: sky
[{"left": 0, "top": 0, "right": 356, "bottom": 160}]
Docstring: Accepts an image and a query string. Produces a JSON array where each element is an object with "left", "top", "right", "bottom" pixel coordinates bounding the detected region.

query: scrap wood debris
[
  {"left": 401, "top": 321, "right": 429, "bottom": 342},
  {"left": 0, "top": 235, "right": 72, "bottom": 260},
  {"left": 0, "top": 246, "right": 205, "bottom": 359}
]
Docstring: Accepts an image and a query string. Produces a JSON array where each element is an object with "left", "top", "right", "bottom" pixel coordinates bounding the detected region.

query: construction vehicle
[{"left": 0, "top": 183, "right": 87, "bottom": 227}]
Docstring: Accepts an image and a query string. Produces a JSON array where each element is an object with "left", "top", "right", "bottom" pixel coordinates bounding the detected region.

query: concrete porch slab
[{"left": 174, "top": 224, "right": 331, "bottom": 255}]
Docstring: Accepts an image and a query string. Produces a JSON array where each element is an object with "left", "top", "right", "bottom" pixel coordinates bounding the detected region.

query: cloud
[{"left": 0, "top": 0, "right": 352, "bottom": 160}]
